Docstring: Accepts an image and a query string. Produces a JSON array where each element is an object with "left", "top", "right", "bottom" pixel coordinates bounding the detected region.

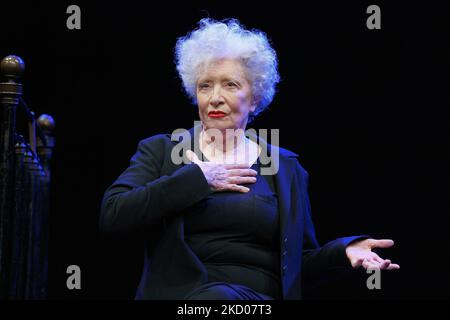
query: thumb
[
  {"left": 370, "top": 239, "right": 395, "bottom": 249},
  {"left": 186, "top": 150, "right": 200, "bottom": 164}
]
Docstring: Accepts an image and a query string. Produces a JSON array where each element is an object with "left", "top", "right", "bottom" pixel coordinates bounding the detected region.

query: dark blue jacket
[{"left": 100, "top": 125, "right": 365, "bottom": 299}]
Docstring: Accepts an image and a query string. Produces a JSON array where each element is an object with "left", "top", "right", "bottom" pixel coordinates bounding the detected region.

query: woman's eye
[
  {"left": 198, "top": 83, "right": 210, "bottom": 90},
  {"left": 226, "top": 82, "right": 237, "bottom": 87}
]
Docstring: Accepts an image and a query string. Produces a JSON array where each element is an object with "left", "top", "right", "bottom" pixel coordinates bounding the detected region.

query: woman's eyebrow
[
  {"left": 222, "top": 75, "right": 244, "bottom": 82},
  {"left": 197, "top": 78, "right": 212, "bottom": 84}
]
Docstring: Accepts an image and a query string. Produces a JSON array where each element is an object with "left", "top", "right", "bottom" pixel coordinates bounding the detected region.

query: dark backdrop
[{"left": 1, "top": 1, "right": 449, "bottom": 299}]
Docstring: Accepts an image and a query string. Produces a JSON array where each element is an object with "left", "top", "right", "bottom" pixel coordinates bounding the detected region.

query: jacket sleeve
[
  {"left": 99, "top": 136, "right": 213, "bottom": 234},
  {"left": 296, "top": 161, "right": 369, "bottom": 282}
]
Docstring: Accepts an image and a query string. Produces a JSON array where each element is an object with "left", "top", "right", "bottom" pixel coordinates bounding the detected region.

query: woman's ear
[{"left": 250, "top": 96, "right": 259, "bottom": 113}]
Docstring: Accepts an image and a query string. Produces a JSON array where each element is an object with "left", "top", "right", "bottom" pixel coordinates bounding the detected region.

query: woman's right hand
[{"left": 186, "top": 150, "right": 257, "bottom": 193}]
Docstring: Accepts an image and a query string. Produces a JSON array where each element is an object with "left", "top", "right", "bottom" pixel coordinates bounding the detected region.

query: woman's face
[{"left": 196, "top": 58, "right": 256, "bottom": 132}]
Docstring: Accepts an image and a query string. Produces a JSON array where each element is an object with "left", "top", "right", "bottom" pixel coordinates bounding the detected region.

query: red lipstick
[{"left": 208, "top": 111, "right": 226, "bottom": 118}]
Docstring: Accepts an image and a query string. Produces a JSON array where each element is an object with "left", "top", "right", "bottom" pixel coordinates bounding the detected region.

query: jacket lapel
[
  {"left": 274, "top": 155, "right": 294, "bottom": 242},
  {"left": 249, "top": 132, "right": 295, "bottom": 242}
]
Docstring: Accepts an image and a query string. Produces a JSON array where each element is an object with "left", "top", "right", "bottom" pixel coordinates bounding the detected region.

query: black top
[
  {"left": 101, "top": 129, "right": 366, "bottom": 299},
  {"left": 184, "top": 151, "right": 282, "bottom": 299}
]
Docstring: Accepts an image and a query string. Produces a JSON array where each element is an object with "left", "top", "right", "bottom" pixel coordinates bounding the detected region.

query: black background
[{"left": 1, "top": 1, "right": 449, "bottom": 300}]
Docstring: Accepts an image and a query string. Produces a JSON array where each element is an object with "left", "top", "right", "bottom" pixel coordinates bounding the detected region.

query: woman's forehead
[{"left": 198, "top": 59, "right": 248, "bottom": 81}]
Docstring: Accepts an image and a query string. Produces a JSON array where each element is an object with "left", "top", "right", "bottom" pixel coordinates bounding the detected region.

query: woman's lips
[{"left": 208, "top": 111, "right": 226, "bottom": 118}]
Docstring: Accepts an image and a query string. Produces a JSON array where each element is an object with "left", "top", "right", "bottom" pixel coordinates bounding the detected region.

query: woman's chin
[{"left": 203, "top": 119, "right": 235, "bottom": 131}]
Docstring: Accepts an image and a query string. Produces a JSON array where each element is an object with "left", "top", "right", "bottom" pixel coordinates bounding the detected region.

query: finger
[
  {"left": 362, "top": 259, "right": 380, "bottom": 270},
  {"left": 227, "top": 176, "right": 257, "bottom": 185},
  {"left": 350, "top": 258, "right": 364, "bottom": 268},
  {"left": 370, "top": 255, "right": 397, "bottom": 270},
  {"left": 379, "top": 259, "right": 391, "bottom": 270},
  {"left": 372, "top": 254, "right": 387, "bottom": 265},
  {"left": 370, "top": 239, "right": 395, "bottom": 249},
  {"left": 227, "top": 169, "right": 258, "bottom": 177},
  {"left": 387, "top": 263, "right": 400, "bottom": 270},
  {"left": 186, "top": 150, "right": 200, "bottom": 164},
  {"left": 223, "top": 163, "right": 251, "bottom": 169},
  {"left": 186, "top": 150, "right": 193, "bottom": 161},
  {"left": 224, "top": 184, "right": 250, "bottom": 193},
  {"left": 364, "top": 262, "right": 380, "bottom": 271}
]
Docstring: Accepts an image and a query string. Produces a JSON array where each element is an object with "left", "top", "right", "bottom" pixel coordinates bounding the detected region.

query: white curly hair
[{"left": 175, "top": 18, "right": 280, "bottom": 122}]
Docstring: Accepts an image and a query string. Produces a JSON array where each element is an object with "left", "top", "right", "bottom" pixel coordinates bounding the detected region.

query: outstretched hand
[{"left": 345, "top": 239, "right": 400, "bottom": 270}]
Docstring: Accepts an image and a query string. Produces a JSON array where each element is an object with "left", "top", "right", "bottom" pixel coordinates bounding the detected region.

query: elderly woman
[{"left": 100, "top": 18, "right": 399, "bottom": 300}]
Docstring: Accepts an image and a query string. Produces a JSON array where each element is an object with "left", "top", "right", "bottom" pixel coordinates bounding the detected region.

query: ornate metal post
[{"left": 0, "top": 55, "right": 25, "bottom": 299}]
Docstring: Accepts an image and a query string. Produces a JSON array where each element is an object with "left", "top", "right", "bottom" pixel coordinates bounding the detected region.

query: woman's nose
[{"left": 210, "top": 86, "right": 224, "bottom": 107}]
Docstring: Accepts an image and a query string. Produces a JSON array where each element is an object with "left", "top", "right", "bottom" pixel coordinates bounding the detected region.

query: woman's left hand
[{"left": 345, "top": 239, "right": 400, "bottom": 270}]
